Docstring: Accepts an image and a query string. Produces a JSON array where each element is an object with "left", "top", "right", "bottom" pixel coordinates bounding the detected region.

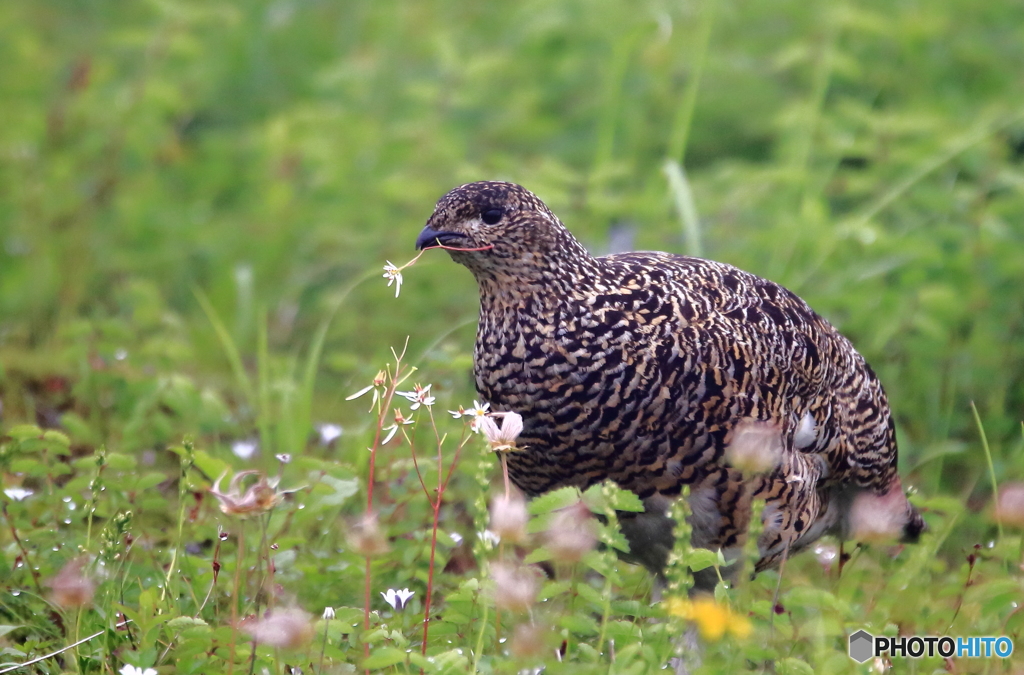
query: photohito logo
[{"left": 848, "top": 630, "right": 1014, "bottom": 663}]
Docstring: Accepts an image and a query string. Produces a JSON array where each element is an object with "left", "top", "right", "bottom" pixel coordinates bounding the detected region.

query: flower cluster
[
  {"left": 449, "top": 399, "right": 491, "bottom": 432},
  {"left": 397, "top": 383, "right": 436, "bottom": 410}
]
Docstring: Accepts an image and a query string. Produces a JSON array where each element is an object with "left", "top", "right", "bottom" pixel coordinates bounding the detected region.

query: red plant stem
[{"left": 422, "top": 500, "right": 442, "bottom": 656}]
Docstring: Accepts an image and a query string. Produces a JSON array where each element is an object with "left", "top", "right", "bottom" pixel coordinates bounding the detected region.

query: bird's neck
[{"left": 475, "top": 228, "right": 600, "bottom": 304}]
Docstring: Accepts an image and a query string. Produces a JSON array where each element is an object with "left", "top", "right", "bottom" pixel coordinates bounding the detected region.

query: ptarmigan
[{"left": 416, "top": 181, "right": 925, "bottom": 584}]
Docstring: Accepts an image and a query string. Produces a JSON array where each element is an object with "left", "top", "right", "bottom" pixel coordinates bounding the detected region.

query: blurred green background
[{"left": 1, "top": 0, "right": 1022, "bottom": 499}]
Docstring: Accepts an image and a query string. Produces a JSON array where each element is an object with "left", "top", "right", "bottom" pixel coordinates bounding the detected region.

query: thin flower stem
[
  {"left": 318, "top": 615, "right": 330, "bottom": 674},
  {"left": 1, "top": 502, "right": 44, "bottom": 594},
  {"left": 363, "top": 347, "right": 407, "bottom": 669},
  {"left": 228, "top": 521, "right": 246, "bottom": 675},
  {"left": 500, "top": 453, "right": 511, "bottom": 499}
]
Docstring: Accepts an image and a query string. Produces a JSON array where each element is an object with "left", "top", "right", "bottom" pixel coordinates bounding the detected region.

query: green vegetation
[{"left": 1, "top": 0, "right": 1023, "bottom": 672}]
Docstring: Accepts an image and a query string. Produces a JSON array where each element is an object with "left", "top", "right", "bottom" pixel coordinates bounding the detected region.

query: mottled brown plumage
[{"left": 416, "top": 181, "right": 924, "bottom": 577}]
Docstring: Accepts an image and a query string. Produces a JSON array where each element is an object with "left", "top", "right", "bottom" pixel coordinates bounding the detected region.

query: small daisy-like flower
[
  {"left": 380, "top": 587, "right": 415, "bottom": 610},
  {"left": 383, "top": 261, "right": 403, "bottom": 297},
  {"left": 664, "top": 595, "right": 752, "bottom": 641},
  {"left": 119, "top": 666, "right": 157, "bottom": 675},
  {"left": 478, "top": 411, "right": 524, "bottom": 452},
  {"left": 450, "top": 400, "right": 491, "bottom": 431},
  {"left": 208, "top": 471, "right": 302, "bottom": 518},
  {"left": 381, "top": 408, "right": 415, "bottom": 444},
  {"left": 322, "top": 606, "right": 335, "bottom": 620},
  {"left": 397, "top": 383, "right": 435, "bottom": 410},
  {"left": 346, "top": 370, "right": 387, "bottom": 411}
]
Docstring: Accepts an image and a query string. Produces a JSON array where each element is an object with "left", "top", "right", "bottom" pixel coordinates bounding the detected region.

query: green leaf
[
  {"left": 0, "top": 626, "right": 20, "bottom": 639},
  {"left": 166, "top": 616, "right": 210, "bottom": 630},
  {"left": 134, "top": 472, "right": 168, "bottom": 492},
  {"left": 42, "top": 430, "right": 71, "bottom": 449},
  {"left": 362, "top": 647, "right": 408, "bottom": 669},
  {"left": 558, "top": 614, "right": 599, "bottom": 636},
  {"left": 106, "top": 453, "right": 138, "bottom": 471},
  {"left": 527, "top": 486, "right": 580, "bottom": 515},
  {"left": 688, "top": 548, "right": 719, "bottom": 572},
  {"left": 313, "top": 474, "right": 360, "bottom": 507},
  {"left": 777, "top": 657, "right": 815, "bottom": 675},
  {"left": 6, "top": 425, "right": 42, "bottom": 442}
]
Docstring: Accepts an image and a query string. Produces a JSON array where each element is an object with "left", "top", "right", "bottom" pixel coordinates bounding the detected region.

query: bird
[{"left": 415, "top": 180, "right": 925, "bottom": 586}]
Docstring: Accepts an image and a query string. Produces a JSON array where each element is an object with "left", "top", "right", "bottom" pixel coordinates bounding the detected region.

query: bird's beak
[{"left": 415, "top": 226, "right": 465, "bottom": 250}]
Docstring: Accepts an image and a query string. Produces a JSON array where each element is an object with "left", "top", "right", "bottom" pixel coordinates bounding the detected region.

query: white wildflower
[
  {"left": 317, "top": 423, "right": 343, "bottom": 445},
  {"left": 381, "top": 587, "right": 415, "bottom": 610},
  {"left": 322, "top": 606, "right": 335, "bottom": 620},
  {"left": 120, "top": 666, "right": 157, "bottom": 675},
  {"left": 231, "top": 439, "right": 258, "bottom": 460},
  {"left": 478, "top": 411, "right": 524, "bottom": 452},
  {"left": 4, "top": 487, "right": 33, "bottom": 501},
  {"left": 383, "top": 261, "right": 403, "bottom": 297},
  {"left": 397, "top": 384, "right": 435, "bottom": 410}
]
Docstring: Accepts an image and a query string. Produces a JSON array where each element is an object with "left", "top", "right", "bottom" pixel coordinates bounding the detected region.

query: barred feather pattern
[{"left": 417, "top": 181, "right": 925, "bottom": 573}]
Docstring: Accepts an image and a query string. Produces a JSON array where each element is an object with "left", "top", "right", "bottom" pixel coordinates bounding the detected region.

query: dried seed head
[
  {"left": 490, "top": 562, "right": 540, "bottom": 613},
  {"left": 49, "top": 557, "right": 95, "bottom": 609},
  {"left": 208, "top": 470, "right": 300, "bottom": 517},
  {"left": 993, "top": 483, "right": 1024, "bottom": 528},
  {"left": 544, "top": 501, "right": 597, "bottom": 563},
  {"left": 240, "top": 607, "right": 315, "bottom": 650},
  {"left": 347, "top": 511, "right": 390, "bottom": 557},
  {"left": 724, "top": 419, "right": 783, "bottom": 475},
  {"left": 846, "top": 480, "right": 914, "bottom": 544},
  {"left": 510, "top": 622, "right": 551, "bottom": 661},
  {"left": 490, "top": 492, "right": 529, "bottom": 544}
]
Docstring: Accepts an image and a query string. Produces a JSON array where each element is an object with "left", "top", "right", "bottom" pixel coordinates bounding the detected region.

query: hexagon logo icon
[{"left": 849, "top": 630, "right": 874, "bottom": 663}]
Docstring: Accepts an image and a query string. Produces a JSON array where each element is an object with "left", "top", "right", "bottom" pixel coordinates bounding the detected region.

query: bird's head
[{"left": 415, "top": 181, "right": 594, "bottom": 285}]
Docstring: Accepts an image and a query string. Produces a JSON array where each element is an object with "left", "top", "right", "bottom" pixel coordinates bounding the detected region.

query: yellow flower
[{"left": 664, "top": 596, "right": 752, "bottom": 641}]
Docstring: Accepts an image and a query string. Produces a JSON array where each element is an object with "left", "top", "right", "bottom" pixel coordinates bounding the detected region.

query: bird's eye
[{"left": 481, "top": 208, "right": 503, "bottom": 225}]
